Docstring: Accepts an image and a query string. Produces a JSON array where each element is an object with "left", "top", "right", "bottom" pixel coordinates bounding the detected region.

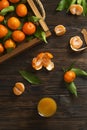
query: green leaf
[
  {"left": 82, "top": 0, "right": 87, "bottom": 16},
  {"left": 41, "top": 31, "right": 47, "bottom": 43},
  {"left": 67, "top": 0, "right": 77, "bottom": 12},
  {"left": 77, "top": 0, "right": 82, "bottom": 4},
  {"left": 66, "top": 82, "right": 77, "bottom": 97},
  {"left": 71, "top": 68, "right": 87, "bottom": 77},
  {"left": 56, "top": 0, "right": 67, "bottom": 11},
  {"left": 19, "top": 70, "right": 42, "bottom": 84},
  {"left": 34, "top": 27, "right": 47, "bottom": 43},
  {"left": 26, "top": 35, "right": 34, "bottom": 41},
  {"left": 69, "top": 0, "right": 77, "bottom": 5},
  {"left": 6, "top": 47, "right": 14, "bottom": 53},
  {"left": 28, "top": 16, "right": 40, "bottom": 23},
  {"left": 0, "top": 6, "right": 15, "bottom": 16},
  {"left": 63, "top": 62, "right": 75, "bottom": 72}
]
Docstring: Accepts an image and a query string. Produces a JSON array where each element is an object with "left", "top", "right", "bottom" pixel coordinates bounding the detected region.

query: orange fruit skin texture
[
  {"left": 64, "top": 70, "right": 76, "bottom": 83},
  {"left": 23, "top": 22, "right": 36, "bottom": 35},
  {"left": 0, "top": 24, "right": 8, "bottom": 38},
  {"left": 12, "top": 30, "right": 25, "bottom": 42},
  {"left": 16, "top": 4, "right": 28, "bottom": 17},
  {"left": 0, "top": 15, "right": 4, "bottom": 22},
  {"left": 9, "top": 0, "right": 20, "bottom": 3},
  {"left": 0, "top": 43, "right": 4, "bottom": 53},
  {"left": 4, "top": 39, "right": 16, "bottom": 49},
  {"left": 7, "top": 17, "right": 21, "bottom": 30},
  {"left": 0, "top": 0, "right": 10, "bottom": 11},
  {"left": 37, "top": 97, "right": 57, "bottom": 117}
]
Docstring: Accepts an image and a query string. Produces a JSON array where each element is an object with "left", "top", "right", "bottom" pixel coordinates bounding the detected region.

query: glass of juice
[{"left": 37, "top": 97, "right": 57, "bottom": 117}]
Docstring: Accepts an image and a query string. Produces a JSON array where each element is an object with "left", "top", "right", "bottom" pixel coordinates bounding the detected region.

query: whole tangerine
[
  {"left": 0, "top": 0, "right": 10, "bottom": 11},
  {"left": 9, "top": 0, "right": 20, "bottom": 3},
  {"left": 4, "top": 39, "right": 16, "bottom": 49},
  {"left": 22, "top": 22, "right": 36, "bottom": 35},
  {"left": 12, "top": 30, "right": 25, "bottom": 42},
  {"left": 64, "top": 70, "right": 76, "bottom": 83},
  {"left": 0, "top": 43, "right": 4, "bottom": 53},
  {"left": 0, "top": 15, "right": 4, "bottom": 22},
  {"left": 16, "top": 4, "right": 28, "bottom": 17},
  {"left": 0, "top": 24, "right": 8, "bottom": 38},
  {"left": 7, "top": 17, "right": 21, "bottom": 30}
]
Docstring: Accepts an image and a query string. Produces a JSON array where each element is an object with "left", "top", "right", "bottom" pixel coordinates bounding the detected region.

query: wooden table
[{"left": 0, "top": 0, "right": 87, "bottom": 129}]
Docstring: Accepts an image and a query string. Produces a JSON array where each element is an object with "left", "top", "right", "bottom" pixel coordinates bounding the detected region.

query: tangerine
[
  {"left": 16, "top": 4, "right": 28, "bottom": 17},
  {"left": 0, "top": 0, "right": 9, "bottom": 11},
  {"left": 0, "top": 24, "right": 8, "bottom": 38},
  {"left": 9, "top": 0, "right": 20, "bottom": 3},
  {"left": 64, "top": 70, "right": 76, "bottom": 83},
  {"left": 12, "top": 30, "right": 25, "bottom": 42},
  {"left": 0, "top": 15, "right": 4, "bottom": 22},
  {"left": 7, "top": 17, "right": 21, "bottom": 30},
  {"left": 4, "top": 39, "right": 16, "bottom": 49},
  {"left": 22, "top": 22, "right": 36, "bottom": 35},
  {"left": 0, "top": 43, "right": 4, "bottom": 53}
]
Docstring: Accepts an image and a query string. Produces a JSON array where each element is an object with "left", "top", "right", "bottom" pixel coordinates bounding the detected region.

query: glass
[{"left": 37, "top": 97, "right": 57, "bottom": 117}]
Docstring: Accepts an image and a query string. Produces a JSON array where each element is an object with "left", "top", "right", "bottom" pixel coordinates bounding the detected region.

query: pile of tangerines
[{"left": 0, "top": 0, "right": 37, "bottom": 54}]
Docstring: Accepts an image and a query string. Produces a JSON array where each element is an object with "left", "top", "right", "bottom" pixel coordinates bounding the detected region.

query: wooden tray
[{"left": 0, "top": 0, "right": 51, "bottom": 64}]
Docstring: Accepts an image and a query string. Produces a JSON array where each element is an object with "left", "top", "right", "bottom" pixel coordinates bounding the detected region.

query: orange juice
[{"left": 37, "top": 97, "right": 57, "bottom": 117}]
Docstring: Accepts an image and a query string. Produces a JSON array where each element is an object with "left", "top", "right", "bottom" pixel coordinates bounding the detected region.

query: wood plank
[{"left": 0, "top": 31, "right": 51, "bottom": 63}]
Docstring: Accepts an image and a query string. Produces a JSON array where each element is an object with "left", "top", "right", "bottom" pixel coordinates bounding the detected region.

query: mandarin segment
[
  {"left": 54, "top": 25, "right": 66, "bottom": 36},
  {"left": 32, "top": 52, "right": 54, "bottom": 71},
  {"left": 70, "top": 36, "right": 83, "bottom": 49},
  {"left": 13, "top": 82, "right": 25, "bottom": 96},
  {"left": 69, "top": 4, "right": 83, "bottom": 15}
]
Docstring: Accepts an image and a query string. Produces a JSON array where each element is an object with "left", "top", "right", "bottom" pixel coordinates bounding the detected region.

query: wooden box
[{"left": 0, "top": 0, "right": 51, "bottom": 63}]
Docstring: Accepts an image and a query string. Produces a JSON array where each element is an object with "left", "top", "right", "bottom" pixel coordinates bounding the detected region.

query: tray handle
[
  {"left": 27, "top": 0, "right": 49, "bottom": 32},
  {"left": 36, "top": 0, "right": 46, "bottom": 20}
]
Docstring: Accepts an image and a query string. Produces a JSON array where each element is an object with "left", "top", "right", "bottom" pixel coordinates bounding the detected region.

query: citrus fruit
[
  {"left": 9, "top": 0, "right": 20, "bottom": 3},
  {"left": 64, "top": 70, "right": 76, "bottom": 83},
  {"left": 0, "top": 43, "right": 4, "bottom": 53},
  {"left": 0, "top": 24, "right": 8, "bottom": 38},
  {"left": 4, "top": 39, "right": 16, "bottom": 49},
  {"left": 0, "top": 0, "right": 10, "bottom": 11},
  {"left": 12, "top": 30, "right": 25, "bottom": 42},
  {"left": 0, "top": 15, "right": 4, "bottom": 22},
  {"left": 22, "top": 22, "right": 36, "bottom": 35},
  {"left": 16, "top": 4, "right": 28, "bottom": 17},
  {"left": 7, "top": 17, "right": 21, "bottom": 30}
]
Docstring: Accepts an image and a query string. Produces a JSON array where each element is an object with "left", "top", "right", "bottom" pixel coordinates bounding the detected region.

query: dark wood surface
[{"left": 0, "top": 0, "right": 87, "bottom": 130}]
